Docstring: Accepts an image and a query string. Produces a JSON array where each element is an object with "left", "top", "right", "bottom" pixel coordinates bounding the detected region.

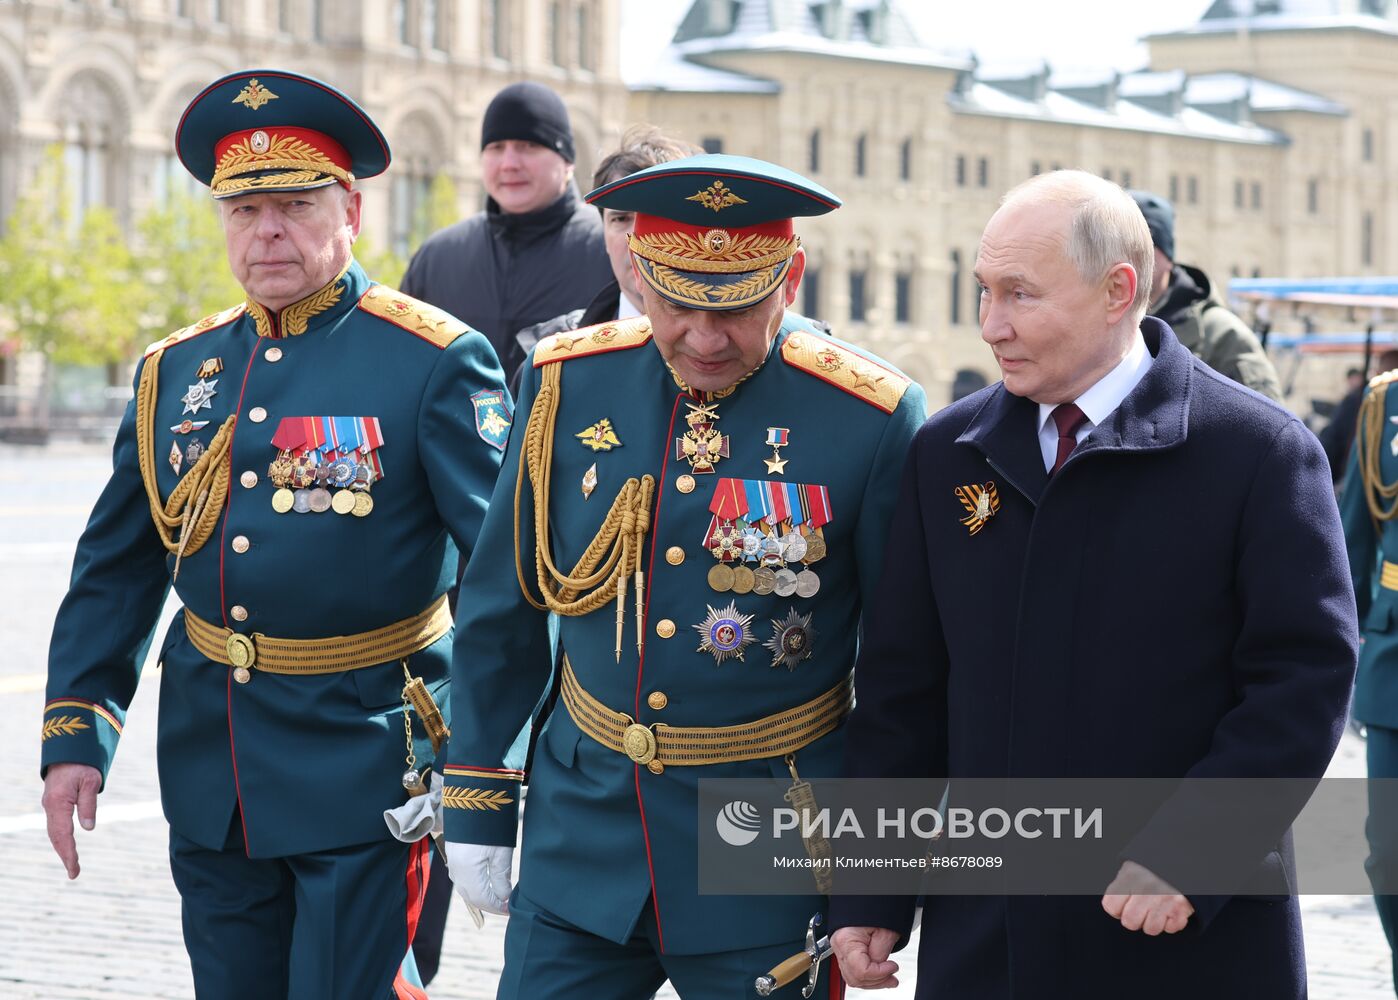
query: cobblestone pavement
[{"left": 0, "top": 442, "right": 1391, "bottom": 998}]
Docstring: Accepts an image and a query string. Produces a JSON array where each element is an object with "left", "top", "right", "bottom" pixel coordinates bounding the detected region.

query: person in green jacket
[{"left": 1131, "top": 189, "right": 1284, "bottom": 402}]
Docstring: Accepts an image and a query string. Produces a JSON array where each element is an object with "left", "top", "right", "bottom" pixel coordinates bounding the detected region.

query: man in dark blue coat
[{"left": 829, "top": 170, "right": 1358, "bottom": 999}]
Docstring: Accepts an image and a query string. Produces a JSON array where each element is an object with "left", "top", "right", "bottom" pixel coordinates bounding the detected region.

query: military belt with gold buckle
[
  {"left": 559, "top": 656, "right": 852, "bottom": 774},
  {"left": 1382, "top": 560, "right": 1398, "bottom": 591},
  {"left": 182, "top": 595, "right": 451, "bottom": 681}
]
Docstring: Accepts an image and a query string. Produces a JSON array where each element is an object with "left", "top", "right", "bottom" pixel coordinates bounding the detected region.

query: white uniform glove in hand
[{"left": 445, "top": 842, "right": 513, "bottom": 915}]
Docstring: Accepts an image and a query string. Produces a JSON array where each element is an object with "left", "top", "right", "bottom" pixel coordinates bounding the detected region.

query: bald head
[
  {"left": 975, "top": 170, "right": 1151, "bottom": 404},
  {"left": 998, "top": 170, "right": 1154, "bottom": 322}
]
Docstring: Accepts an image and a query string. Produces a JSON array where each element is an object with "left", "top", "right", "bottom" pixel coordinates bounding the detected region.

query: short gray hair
[{"left": 1001, "top": 170, "right": 1154, "bottom": 319}]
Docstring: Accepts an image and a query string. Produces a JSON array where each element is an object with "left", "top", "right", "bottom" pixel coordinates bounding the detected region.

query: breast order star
[{"left": 180, "top": 378, "right": 218, "bottom": 415}]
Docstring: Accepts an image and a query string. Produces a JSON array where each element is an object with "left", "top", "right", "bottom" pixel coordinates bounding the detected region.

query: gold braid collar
[
  {"left": 1359, "top": 373, "right": 1398, "bottom": 525},
  {"left": 136, "top": 348, "right": 235, "bottom": 578},
  {"left": 514, "top": 362, "right": 655, "bottom": 661}
]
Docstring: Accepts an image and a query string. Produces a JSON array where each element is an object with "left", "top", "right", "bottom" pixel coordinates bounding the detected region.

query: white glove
[
  {"left": 382, "top": 772, "right": 443, "bottom": 843},
  {"left": 445, "top": 842, "right": 513, "bottom": 915}
]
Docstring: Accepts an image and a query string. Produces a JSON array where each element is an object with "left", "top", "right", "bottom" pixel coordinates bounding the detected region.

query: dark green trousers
[
  {"left": 1369, "top": 724, "right": 1398, "bottom": 996},
  {"left": 169, "top": 813, "right": 430, "bottom": 1000}
]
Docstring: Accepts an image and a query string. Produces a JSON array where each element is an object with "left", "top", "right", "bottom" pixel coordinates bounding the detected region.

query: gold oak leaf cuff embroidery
[
  {"left": 442, "top": 788, "right": 516, "bottom": 811},
  {"left": 41, "top": 716, "right": 91, "bottom": 742}
]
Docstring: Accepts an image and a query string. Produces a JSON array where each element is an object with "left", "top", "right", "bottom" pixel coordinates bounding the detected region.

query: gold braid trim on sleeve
[
  {"left": 1359, "top": 375, "right": 1398, "bottom": 525},
  {"left": 513, "top": 361, "right": 656, "bottom": 661},
  {"left": 135, "top": 349, "right": 236, "bottom": 578}
]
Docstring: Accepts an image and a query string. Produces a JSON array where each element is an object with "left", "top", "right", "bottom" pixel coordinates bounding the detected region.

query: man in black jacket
[{"left": 400, "top": 81, "right": 611, "bottom": 378}]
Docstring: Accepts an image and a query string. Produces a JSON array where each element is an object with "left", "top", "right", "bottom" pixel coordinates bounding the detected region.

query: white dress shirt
[
  {"left": 1036, "top": 333, "right": 1152, "bottom": 472},
  {"left": 617, "top": 291, "right": 642, "bottom": 321}
]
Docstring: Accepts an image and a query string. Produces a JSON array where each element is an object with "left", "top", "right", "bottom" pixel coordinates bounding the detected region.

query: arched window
[
  {"left": 951, "top": 369, "right": 989, "bottom": 402},
  {"left": 391, "top": 115, "right": 447, "bottom": 258},
  {"left": 58, "top": 73, "right": 123, "bottom": 220}
]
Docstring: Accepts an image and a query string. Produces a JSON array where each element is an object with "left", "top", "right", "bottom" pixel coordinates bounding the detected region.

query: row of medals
[
  {"left": 266, "top": 451, "right": 375, "bottom": 517},
  {"left": 708, "top": 524, "right": 826, "bottom": 598}
]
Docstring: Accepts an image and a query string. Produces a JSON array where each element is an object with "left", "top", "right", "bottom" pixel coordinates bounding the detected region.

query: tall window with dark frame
[
  {"left": 312, "top": 0, "right": 325, "bottom": 40},
  {"left": 1030, "top": 160, "right": 1041, "bottom": 177},
  {"left": 1233, "top": 179, "right": 1244, "bottom": 208},
  {"left": 1250, "top": 181, "right": 1261, "bottom": 210},
  {"left": 849, "top": 270, "right": 868, "bottom": 323},
  {"left": 423, "top": 0, "right": 442, "bottom": 50},
  {"left": 1168, "top": 174, "right": 1179, "bottom": 203},
  {"left": 899, "top": 138, "right": 911, "bottom": 182},
  {"left": 1187, "top": 175, "right": 1198, "bottom": 204},
  {"left": 802, "top": 267, "right": 821, "bottom": 320},
  {"left": 1120, "top": 169, "right": 1132, "bottom": 188},
  {"left": 955, "top": 154, "right": 966, "bottom": 187},
  {"left": 949, "top": 249, "right": 962, "bottom": 325},
  {"left": 489, "top": 0, "right": 509, "bottom": 59},
  {"left": 1307, "top": 177, "right": 1319, "bottom": 214},
  {"left": 894, "top": 271, "right": 912, "bottom": 324},
  {"left": 211, "top": 0, "right": 225, "bottom": 23},
  {"left": 1364, "top": 127, "right": 1375, "bottom": 162},
  {"left": 976, "top": 156, "right": 988, "bottom": 188},
  {"left": 854, "top": 134, "right": 867, "bottom": 178},
  {"left": 576, "top": 3, "right": 593, "bottom": 70},
  {"left": 1363, "top": 211, "right": 1375, "bottom": 267},
  {"left": 395, "top": 0, "right": 410, "bottom": 44},
  {"left": 277, "top": 0, "right": 290, "bottom": 32},
  {"left": 808, "top": 129, "right": 820, "bottom": 173},
  {"left": 549, "top": 2, "right": 565, "bottom": 67}
]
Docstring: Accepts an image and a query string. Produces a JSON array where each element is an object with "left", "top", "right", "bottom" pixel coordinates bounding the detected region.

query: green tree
[
  {"left": 132, "top": 190, "right": 242, "bottom": 346},
  {"left": 0, "top": 146, "right": 76, "bottom": 362}
]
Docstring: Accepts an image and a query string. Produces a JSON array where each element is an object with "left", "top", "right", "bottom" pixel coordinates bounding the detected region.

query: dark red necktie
[{"left": 1049, "top": 403, "right": 1088, "bottom": 476}]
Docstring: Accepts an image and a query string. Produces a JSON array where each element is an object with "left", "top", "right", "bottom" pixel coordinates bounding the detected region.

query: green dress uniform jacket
[
  {"left": 442, "top": 313, "right": 926, "bottom": 955},
  {"left": 41, "top": 260, "right": 508, "bottom": 858},
  {"left": 1342, "top": 370, "right": 1398, "bottom": 730}
]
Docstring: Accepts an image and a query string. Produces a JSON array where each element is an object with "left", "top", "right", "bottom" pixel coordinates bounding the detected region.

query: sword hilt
[
  {"left": 754, "top": 914, "right": 830, "bottom": 997},
  {"left": 754, "top": 951, "right": 814, "bottom": 995}
]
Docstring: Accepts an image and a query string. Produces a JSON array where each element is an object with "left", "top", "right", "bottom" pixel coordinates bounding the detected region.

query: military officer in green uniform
[
  {"left": 1341, "top": 368, "right": 1398, "bottom": 992},
  {"left": 38, "top": 69, "right": 507, "bottom": 999},
  {"left": 440, "top": 154, "right": 927, "bottom": 997}
]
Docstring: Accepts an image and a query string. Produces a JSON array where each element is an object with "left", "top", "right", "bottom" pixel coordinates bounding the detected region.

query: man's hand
[
  {"left": 830, "top": 926, "right": 901, "bottom": 990},
  {"left": 1101, "top": 860, "right": 1195, "bottom": 935},
  {"left": 42, "top": 763, "right": 102, "bottom": 879},
  {"left": 444, "top": 842, "right": 513, "bottom": 915}
]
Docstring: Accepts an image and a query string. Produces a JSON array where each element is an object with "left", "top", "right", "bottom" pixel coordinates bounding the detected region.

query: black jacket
[{"left": 399, "top": 184, "right": 611, "bottom": 377}]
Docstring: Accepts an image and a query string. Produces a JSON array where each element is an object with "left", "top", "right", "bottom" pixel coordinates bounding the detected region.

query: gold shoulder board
[
  {"left": 143, "top": 303, "right": 247, "bottom": 358},
  {"left": 780, "top": 331, "right": 911, "bottom": 414},
  {"left": 533, "top": 317, "right": 654, "bottom": 367},
  {"left": 1370, "top": 369, "right": 1398, "bottom": 390},
  {"left": 357, "top": 285, "right": 468, "bottom": 349}
]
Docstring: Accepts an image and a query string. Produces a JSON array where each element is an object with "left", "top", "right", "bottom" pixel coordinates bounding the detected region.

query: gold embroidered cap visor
[
  {"left": 586, "top": 153, "right": 840, "bottom": 312},
  {"left": 176, "top": 69, "right": 390, "bottom": 199}
]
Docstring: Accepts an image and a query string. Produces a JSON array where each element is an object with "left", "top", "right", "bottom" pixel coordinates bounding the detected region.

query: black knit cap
[
  {"left": 480, "top": 81, "right": 575, "bottom": 163},
  {"left": 1128, "top": 189, "right": 1176, "bottom": 262}
]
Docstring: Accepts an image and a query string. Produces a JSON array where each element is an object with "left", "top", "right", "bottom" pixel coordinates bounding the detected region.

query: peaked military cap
[
  {"left": 177, "top": 69, "right": 390, "bottom": 199},
  {"left": 586, "top": 153, "right": 840, "bottom": 311}
]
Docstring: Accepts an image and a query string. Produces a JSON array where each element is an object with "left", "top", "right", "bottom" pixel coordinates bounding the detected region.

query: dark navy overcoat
[{"left": 830, "top": 319, "right": 1358, "bottom": 999}]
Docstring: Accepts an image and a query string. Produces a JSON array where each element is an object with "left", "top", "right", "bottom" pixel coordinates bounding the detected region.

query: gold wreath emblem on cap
[{"left": 250, "top": 130, "right": 270, "bottom": 154}]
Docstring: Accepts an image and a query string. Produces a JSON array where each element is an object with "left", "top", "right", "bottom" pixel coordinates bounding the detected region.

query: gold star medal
[
  {"left": 577, "top": 418, "right": 623, "bottom": 452},
  {"left": 955, "top": 481, "right": 1001, "bottom": 536},
  {"left": 764, "top": 427, "right": 790, "bottom": 475},
  {"left": 694, "top": 602, "right": 756, "bottom": 665}
]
